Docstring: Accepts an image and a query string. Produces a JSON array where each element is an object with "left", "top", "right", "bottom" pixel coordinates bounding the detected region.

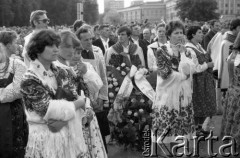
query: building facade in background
[
  {"left": 165, "top": 0, "right": 179, "bottom": 22},
  {"left": 131, "top": 0, "right": 144, "bottom": 6},
  {"left": 216, "top": 0, "right": 240, "bottom": 21},
  {"left": 117, "top": 1, "right": 166, "bottom": 24},
  {"left": 105, "top": 0, "right": 240, "bottom": 24},
  {"left": 104, "top": 0, "right": 124, "bottom": 12}
]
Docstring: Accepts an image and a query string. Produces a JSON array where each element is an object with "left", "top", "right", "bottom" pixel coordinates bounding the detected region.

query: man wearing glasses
[{"left": 22, "top": 10, "right": 50, "bottom": 67}]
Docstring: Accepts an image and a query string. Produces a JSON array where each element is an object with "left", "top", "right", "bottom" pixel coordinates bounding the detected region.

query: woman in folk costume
[
  {"left": 0, "top": 31, "right": 28, "bottom": 158},
  {"left": 147, "top": 23, "right": 167, "bottom": 72},
  {"left": 185, "top": 25, "right": 216, "bottom": 136},
  {"left": 151, "top": 20, "right": 195, "bottom": 156},
  {"left": 20, "top": 29, "right": 88, "bottom": 158},
  {"left": 54, "top": 30, "right": 107, "bottom": 158},
  {"left": 221, "top": 32, "right": 240, "bottom": 152}
]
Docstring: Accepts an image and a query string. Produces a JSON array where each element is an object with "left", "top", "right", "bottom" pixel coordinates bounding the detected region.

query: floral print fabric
[{"left": 221, "top": 60, "right": 240, "bottom": 147}]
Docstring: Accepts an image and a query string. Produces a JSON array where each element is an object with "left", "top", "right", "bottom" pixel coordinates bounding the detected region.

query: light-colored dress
[
  {"left": 81, "top": 46, "right": 110, "bottom": 140},
  {"left": 218, "top": 31, "right": 236, "bottom": 89},
  {"left": 221, "top": 50, "right": 240, "bottom": 147},
  {"left": 152, "top": 43, "right": 195, "bottom": 144},
  {"left": 21, "top": 60, "right": 88, "bottom": 158},
  {"left": 54, "top": 60, "right": 108, "bottom": 158}
]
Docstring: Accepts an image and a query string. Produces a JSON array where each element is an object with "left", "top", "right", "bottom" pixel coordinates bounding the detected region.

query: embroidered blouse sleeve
[
  {"left": 21, "top": 76, "right": 76, "bottom": 120},
  {"left": 0, "top": 59, "right": 27, "bottom": 103},
  {"left": 21, "top": 77, "right": 52, "bottom": 117},
  {"left": 187, "top": 48, "right": 208, "bottom": 73}
]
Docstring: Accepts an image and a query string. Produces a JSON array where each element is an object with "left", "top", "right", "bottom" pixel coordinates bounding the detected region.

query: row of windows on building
[
  {"left": 219, "top": 3, "right": 240, "bottom": 7},
  {"left": 219, "top": 9, "right": 240, "bottom": 14},
  {"left": 122, "top": 10, "right": 164, "bottom": 16}
]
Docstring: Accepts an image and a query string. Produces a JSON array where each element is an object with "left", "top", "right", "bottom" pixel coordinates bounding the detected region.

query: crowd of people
[{"left": 0, "top": 9, "right": 240, "bottom": 158}]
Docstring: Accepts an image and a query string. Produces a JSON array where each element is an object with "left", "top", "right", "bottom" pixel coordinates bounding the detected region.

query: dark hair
[
  {"left": 75, "top": 28, "right": 90, "bottom": 40},
  {"left": 73, "top": 20, "right": 85, "bottom": 32},
  {"left": 60, "top": 30, "right": 80, "bottom": 48},
  {"left": 99, "top": 24, "right": 109, "bottom": 31},
  {"left": 130, "top": 23, "right": 140, "bottom": 30},
  {"left": 30, "top": 10, "right": 47, "bottom": 28},
  {"left": 93, "top": 24, "right": 100, "bottom": 31},
  {"left": 117, "top": 26, "right": 132, "bottom": 37},
  {"left": 230, "top": 18, "right": 240, "bottom": 31},
  {"left": 27, "top": 29, "right": 61, "bottom": 61},
  {"left": 209, "top": 19, "right": 219, "bottom": 27},
  {"left": 0, "top": 31, "right": 18, "bottom": 46},
  {"left": 233, "top": 31, "right": 240, "bottom": 50},
  {"left": 166, "top": 20, "right": 185, "bottom": 37},
  {"left": 186, "top": 25, "right": 201, "bottom": 40}
]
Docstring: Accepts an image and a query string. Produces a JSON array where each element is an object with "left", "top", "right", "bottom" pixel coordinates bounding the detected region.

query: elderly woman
[
  {"left": 185, "top": 25, "right": 216, "bottom": 136},
  {"left": 152, "top": 20, "right": 195, "bottom": 156},
  {"left": 55, "top": 30, "right": 107, "bottom": 158},
  {"left": 20, "top": 29, "right": 88, "bottom": 158},
  {"left": 0, "top": 31, "right": 28, "bottom": 158}
]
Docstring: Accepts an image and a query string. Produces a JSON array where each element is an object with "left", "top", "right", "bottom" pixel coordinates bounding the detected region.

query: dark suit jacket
[
  {"left": 92, "top": 38, "right": 115, "bottom": 55},
  {"left": 130, "top": 38, "right": 148, "bottom": 69},
  {"left": 143, "top": 39, "right": 152, "bottom": 46},
  {"left": 203, "top": 30, "right": 216, "bottom": 51}
]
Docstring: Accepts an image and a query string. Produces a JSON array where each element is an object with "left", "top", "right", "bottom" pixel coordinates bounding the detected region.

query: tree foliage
[
  {"left": 175, "top": 0, "right": 220, "bottom": 21},
  {"left": 103, "top": 10, "right": 123, "bottom": 25},
  {"left": 83, "top": 0, "right": 99, "bottom": 25},
  {"left": 0, "top": 0, "right": 98, "bottom": 27}
]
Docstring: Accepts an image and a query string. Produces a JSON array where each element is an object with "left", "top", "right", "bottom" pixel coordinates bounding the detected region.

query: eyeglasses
[{"left": 38, "top": 18, "right": 50, "bottom": 23}]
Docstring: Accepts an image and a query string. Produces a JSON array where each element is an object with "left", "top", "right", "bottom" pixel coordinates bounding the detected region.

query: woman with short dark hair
[
  {"left": 152, "top": 20, "right": 195, "bottom": 155},
  {"left": 21, "top": 29, "right": 88, "bottom": 158},
  {"left": 185, "top": 25, "right": 216, "bottom": 136},
  {"left": 0, "top": 31, "right": 28, "bottom": 158}
]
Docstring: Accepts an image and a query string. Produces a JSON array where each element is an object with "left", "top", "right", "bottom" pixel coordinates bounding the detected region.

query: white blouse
[
  {"left": 0, "top": 58, "right": 27, "bottom": 103},
  {"left": 185, "top": 42, "right": 208, "bottom": 73}
]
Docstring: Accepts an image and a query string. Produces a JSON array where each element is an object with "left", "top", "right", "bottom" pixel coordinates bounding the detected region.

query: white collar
[
  {"left": 100, "top": 36, "right": 109, "bottom": 43},
  {"left": 148, "top": 41, "right": 163, "bottom": 49},
  {"left": 185, "top": 42, "right": 206, "bottom": 54},
  {"left": 29, "top": 59, "right": 56, "bottom": 77},
  {"left": 29, "top": 59, "right": 57, "bottom": 92}
]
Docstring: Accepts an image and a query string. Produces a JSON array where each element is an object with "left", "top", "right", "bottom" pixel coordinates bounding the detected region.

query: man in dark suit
[
  {"left": 93, "top": 24, "right": 115, "bottom": 55},
  {"left": 130, "top": 24, "right": 149, "bottom": 69},
  {"left": 203, "top": 19, "right": 221, "bottom": 50}
]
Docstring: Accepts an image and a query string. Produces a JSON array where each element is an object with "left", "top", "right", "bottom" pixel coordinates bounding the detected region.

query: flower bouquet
[{"left": 106, "top": 53, "right": 155, "bottom": 151}]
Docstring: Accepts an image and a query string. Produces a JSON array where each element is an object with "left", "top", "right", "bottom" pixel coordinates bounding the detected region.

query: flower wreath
[{"left": 106, "top": 42, "right": 157, "bottom": 151}]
